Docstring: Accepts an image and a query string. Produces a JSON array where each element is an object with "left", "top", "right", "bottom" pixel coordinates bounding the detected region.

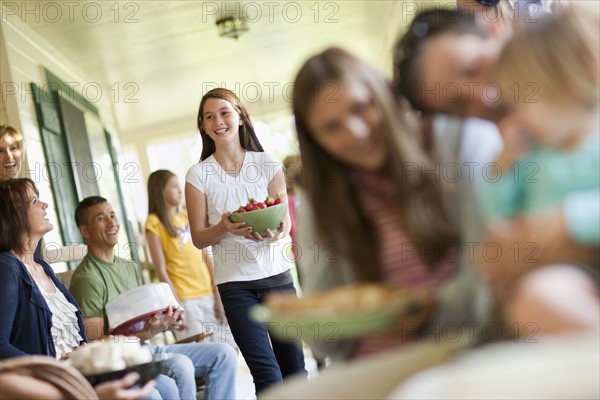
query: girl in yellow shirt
[{"left": 146, "top": 170, "right": 236, "bottom": 348}]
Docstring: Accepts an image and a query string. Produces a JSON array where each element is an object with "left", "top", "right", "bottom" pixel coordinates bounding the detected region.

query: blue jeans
[
  {"left": 147, "top": 374, "right": 179, "bottom": 399},
  {"left": 148, "top": 342, "right": 237, "bottom": 400},
  {"left": 219, "top": 283, "right": 307, "bottom": 394}
]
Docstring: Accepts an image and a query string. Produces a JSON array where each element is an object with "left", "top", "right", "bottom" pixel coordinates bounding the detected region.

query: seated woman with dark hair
[
  {"left": 0, "top": 178, "right": 165, "bottom": 400},
  {"left": 0, "top": 178, "right": 85, "bottom": 359}
]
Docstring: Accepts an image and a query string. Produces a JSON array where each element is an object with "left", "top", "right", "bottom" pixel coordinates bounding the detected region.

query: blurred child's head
[
  {"left": 0, "top": 124, "right": 24, "bottom": 181},
  {"left": 197, "top": 88, "right": 263, "bottom": 161},
  {"left": 394, "top": 8, "right": 504, "bottom": 120},
  {"left": 495, "top": 6, "right": 599, "bottom": 148}
]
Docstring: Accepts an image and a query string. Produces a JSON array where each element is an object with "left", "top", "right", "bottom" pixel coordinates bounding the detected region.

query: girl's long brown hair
[
  {"left": 293, "top": 47, "right": 457, "bottom": 282},
  {"left": 147, "top": 170, "right": 179, "bottom": 237},
  {"left": 197, "top": 88, "right": 264, "bottom": 161}
]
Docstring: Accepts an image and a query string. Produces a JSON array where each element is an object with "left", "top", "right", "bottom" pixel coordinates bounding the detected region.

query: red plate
[{"left": 109, "top": 307, "right": 169, "bottom": 336}]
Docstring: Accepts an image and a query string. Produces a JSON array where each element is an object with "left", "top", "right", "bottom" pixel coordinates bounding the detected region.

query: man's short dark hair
[{"left": 75, "top": 196, "right": 108, "bottom": 227}]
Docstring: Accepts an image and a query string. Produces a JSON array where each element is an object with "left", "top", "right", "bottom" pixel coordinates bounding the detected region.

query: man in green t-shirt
[{"left": 70, "top": 196, "right": 237, "bottom": 400}]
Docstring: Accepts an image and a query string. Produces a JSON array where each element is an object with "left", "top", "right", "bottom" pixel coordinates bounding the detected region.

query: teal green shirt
[
  {"left": 482, "top": 133, "right": 599, "bottom": 245},
  {"left": 69, "top": 253, "right": 143, "bottom": 333}
]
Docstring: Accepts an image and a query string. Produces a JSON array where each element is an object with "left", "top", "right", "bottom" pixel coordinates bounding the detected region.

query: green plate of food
[{"left": 250, "top": 284, "right": 422, "bottom": 342}]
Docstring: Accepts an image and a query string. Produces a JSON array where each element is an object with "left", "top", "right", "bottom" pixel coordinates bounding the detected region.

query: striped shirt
[{"left": 350, "top": 169, "right": 455, "bottom": 358}]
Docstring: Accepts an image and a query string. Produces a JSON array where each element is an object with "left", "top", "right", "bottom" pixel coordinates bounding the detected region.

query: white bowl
[{"left": 106, "top": 283, "right": 180, "bottom": 335}]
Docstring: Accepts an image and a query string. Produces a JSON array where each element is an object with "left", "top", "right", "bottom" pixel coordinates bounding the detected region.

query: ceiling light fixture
[{"left": 216, "top": 16, "right": 249, "bottom": 40}]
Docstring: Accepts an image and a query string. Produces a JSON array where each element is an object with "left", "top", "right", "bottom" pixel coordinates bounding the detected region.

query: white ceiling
[{"left": 23, "top": 1, "right": 408, "bottom": 140}]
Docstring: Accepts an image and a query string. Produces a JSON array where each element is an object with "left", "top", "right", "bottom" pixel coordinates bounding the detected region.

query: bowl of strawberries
[{"left": 229, "top": 195, "right": 287, "bottom": 237}]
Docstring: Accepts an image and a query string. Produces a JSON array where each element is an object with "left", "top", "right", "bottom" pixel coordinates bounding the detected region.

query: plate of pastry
[{"left": 250, "top": 284, "right": 423, "bottom": 342}]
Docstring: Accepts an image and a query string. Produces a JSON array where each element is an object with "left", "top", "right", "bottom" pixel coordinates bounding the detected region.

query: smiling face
[
  {"left": 26, "top": 185, "right": 53, "bottom": 239},
  {"left": 420, "top": 32, "right": 503, "bottom": 120},
  {"left": 164, "top": 175, "right": 182, "bottom": 208},
  {"left": 0, "top": 133, "right": 23, "bottom": 181},
  {"left": 79, "top": 202, "right": 120, "bottom": 250},
  {"left": 305, "top": 79, "right": 387, "bottom": 171},
  {"left": 201, "top": 97, "right": 244, "bottom": 147}
]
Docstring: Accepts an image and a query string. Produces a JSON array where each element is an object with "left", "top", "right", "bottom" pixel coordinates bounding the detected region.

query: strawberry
[
  {"left": 265, "top": 196, "right": 275, "bottom": 207},
  {"left": 236, "top": 197, "right": 273, "bottom": 213},
  {"left": 274, "top": 194, "right": 284, "bottom": 205}
]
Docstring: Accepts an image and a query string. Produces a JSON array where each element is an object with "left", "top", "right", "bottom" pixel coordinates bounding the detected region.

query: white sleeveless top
[{"left": 186, "top": 151, "right": 294, "bottom": 284}]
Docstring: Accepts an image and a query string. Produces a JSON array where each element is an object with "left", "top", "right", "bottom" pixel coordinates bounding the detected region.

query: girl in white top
[{"left": 185, "top": 88, "right": 306, "bottom": 395}]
